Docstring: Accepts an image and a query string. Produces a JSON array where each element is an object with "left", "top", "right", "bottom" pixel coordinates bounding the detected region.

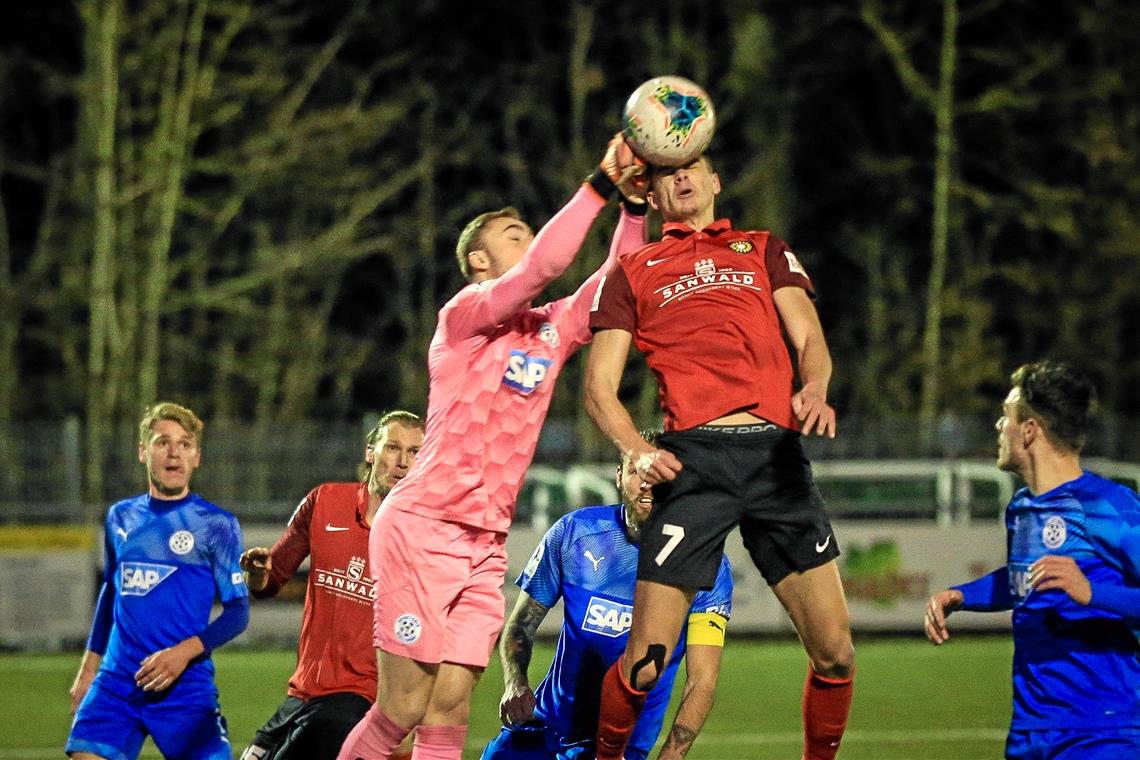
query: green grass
[{"left": 0, "top": 635, "right": 1012, "bottom": 759}]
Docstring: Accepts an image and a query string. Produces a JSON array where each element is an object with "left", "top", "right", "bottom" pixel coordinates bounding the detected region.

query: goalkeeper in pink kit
[{"left": 337, "top": 136, "right": 647, "bottom": 760}]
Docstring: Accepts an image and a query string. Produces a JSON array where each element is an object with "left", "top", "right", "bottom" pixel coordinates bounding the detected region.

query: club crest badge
[
  {"left": 1042, "top": 516, "right": 1066, "bottom": 549},
  {"left": 168, "top": 530, "right": 195, "bottom": 555},
  {"left": 394, "top": 613, "right": 422, "bottom": 645},
  {"left": 728, "top": 240, "right": 753, "bottom": 254},
  {"left": 538, "top": 322, "right": 560, "bottom": 349}
]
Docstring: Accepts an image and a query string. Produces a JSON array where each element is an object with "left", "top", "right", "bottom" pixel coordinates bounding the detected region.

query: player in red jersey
[
  {"left": 335, "top": 137, "right": 647, "bottom": 760},
  {"left": 239, "top": 411, "right": 424, "bottom": 760},
  {"left": 586, "top": 155, "right": 855, "bottom": 760}
]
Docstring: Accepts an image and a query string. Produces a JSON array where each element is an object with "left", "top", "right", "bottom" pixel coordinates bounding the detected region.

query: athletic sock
[
  {"left": 334, "top": 704, "right": 412, "bottom": 760},
  {"left": 801, "top": 665, "right": 854, "bottom": 760},
  {"left": 410, "top": 724, "right": 467, "bottom": 760},
  {"left": 595, "top": 658, "right": 648, "bottom": 760}
]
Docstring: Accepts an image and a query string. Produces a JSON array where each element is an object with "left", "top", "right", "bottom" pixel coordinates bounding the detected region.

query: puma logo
[{"left": 584, "top": 551, "right": 604, "bottom": 571}]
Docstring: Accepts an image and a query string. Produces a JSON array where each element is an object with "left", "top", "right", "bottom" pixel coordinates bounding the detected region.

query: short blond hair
[
  {"left": 139, "top": 402, "right": 204, "bottom": 446},
  {"left": 455, "top": 207, "right": 522, "bottom": 281}
]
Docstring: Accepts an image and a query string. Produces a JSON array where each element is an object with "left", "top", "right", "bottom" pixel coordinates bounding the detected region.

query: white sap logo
[
  {"left": 503, "top": 350, "right": 552, "bottom": 395},
  {"left": 582, "top": 596, "right": 633, "bottom": 638},
  {"left": 1009, "top": 562, "right": 1031, "bottom": 602},
  {"left": 121, "top": 562, "right": 177, "bottom": 596}
]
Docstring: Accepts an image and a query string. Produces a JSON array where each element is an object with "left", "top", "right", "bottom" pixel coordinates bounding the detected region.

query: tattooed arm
[
  {"left": 656, "top": 642, "right": 724, "bottom": 759},
  {"left": 498, "top": 590, "right": 551, "bottom": 726}
]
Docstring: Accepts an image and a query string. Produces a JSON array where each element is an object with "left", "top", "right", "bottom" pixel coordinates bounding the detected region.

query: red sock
[
  {"left": 595, "top": 658, "right": 648, "bottom": 760},
  {"left": 410, "top": 724, "right": 467, "bottom": 760},
  {"left": 335, "top": 704, "right": 412, "bottom": 760},
  {"left": 802, "top": 666, "right": 854, "bottom": 760}
]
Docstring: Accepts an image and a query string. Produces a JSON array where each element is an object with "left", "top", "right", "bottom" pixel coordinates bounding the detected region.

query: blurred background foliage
[{"left": 2, "top": 0, "right": 1138, "bottom": 500}]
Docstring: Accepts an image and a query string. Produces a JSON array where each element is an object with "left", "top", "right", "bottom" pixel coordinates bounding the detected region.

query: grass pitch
[{"left": 0, "top": 635, "right": 1012, "bottom": 759}]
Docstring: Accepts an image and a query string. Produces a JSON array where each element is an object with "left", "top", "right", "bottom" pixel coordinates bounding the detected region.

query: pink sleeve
[
  {"left": 444, "top": 185, "right": 608, "bottom": 338},
  {"left": 555, "top": 207, "right": 647, "bottom": 348}
]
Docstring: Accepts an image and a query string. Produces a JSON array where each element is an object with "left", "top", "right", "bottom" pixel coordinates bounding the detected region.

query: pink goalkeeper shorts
[{"left": 369, "top": 505, "right": 507, "bottom": 668}]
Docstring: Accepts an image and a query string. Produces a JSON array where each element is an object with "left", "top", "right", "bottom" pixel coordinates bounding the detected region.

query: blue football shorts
[
  {"left": 67, "top": 675, "right": 231, "bottom": 760},
  {"left": 480, "top": 722, "right": 649, "bottom": 760},
  {"left": 1006, "top": 727, "right": 1140, "bottom": 760}
]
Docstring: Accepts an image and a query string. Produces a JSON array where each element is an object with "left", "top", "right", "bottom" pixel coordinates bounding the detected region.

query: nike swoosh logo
[
  {"left": 646, "top": 257, "right": 671, "bottom": 266},
  {"left": 325, "top": 524, "right": 349, "bottom": 532},
  {"left": 815, "top": 535, "right": 832, "bottom": 553}
]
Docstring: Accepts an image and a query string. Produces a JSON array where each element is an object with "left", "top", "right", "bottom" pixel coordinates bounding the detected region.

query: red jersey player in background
[
  {"left": 335, "top": 135, "right": 647, "bottom": 760},
  {"left": 585, "top": 155, "right": 855, "bottom": 760},
  {"left": 240, "top": 411, "right": 424, "bottom": 760}
]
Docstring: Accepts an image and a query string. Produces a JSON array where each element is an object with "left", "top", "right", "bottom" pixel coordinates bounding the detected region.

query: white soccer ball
[{"left": 622, "top": 75, "right": 717, "bottom": 167}]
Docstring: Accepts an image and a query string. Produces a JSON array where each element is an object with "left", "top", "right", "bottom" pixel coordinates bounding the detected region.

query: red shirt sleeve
[
  {"left": 256, "top": 488, "right": 316, "bottom": 598},
  {"left": 764, "top": 234, "right": 815, "bottom": 296},
  {"left": 589, "top": 262, "right": 637, "bottom": 334}
]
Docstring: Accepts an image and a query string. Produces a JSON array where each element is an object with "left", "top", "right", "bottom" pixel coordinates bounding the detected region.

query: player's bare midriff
[{"left": 705, "top": 411, "right": 770, "bottom": 426}]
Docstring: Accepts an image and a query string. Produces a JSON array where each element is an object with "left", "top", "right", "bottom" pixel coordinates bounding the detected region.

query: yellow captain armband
[{"left": 686, "top": 611, "right": 728, "bottom": 647}]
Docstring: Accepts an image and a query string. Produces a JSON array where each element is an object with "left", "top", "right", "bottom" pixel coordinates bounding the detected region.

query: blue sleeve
[
  {"left": 211, "top": 514, "right": 249, "bottom": 603},
  {"left": 517, "top": 515, "right": 568, "bottom": 608},
  {"left": 199, "top": 596, "right": 249, "bottom": 652},
  {"left": 692, "top": 555, "right": 734, "bottom": 620},
  {"left": 1088, "top": 584, "right": 1140, "bottom": 618},
  {"left": 1089, "top": 525, "right": 1140, "bottom": 618},
  {"left": 85, "top": 581, "right": 115, "bottom": 655},
  {"left": 953, "top": 567, "right": 1013, "bottom": 611},
  {"left": 87, "top": 510, "right": 120, "bottom": 654}
]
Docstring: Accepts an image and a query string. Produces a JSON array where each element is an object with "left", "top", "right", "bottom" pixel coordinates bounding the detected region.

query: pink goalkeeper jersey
[{"left": 382, "top": 186, "right": 645, "bottom": 534}]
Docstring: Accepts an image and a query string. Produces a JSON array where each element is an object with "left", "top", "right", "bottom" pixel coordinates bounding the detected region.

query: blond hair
[
  {"left": 362, "top": 410, "right": 424, "bottom": 482},
  {"left": 455, "top": 207, "right": 522, "bottom": 281},
  {"left": 138, "top": 401, "right": 204, "bottom": 446}
]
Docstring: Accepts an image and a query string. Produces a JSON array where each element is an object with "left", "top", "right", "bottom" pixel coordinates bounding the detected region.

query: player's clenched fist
[
  {"left": 499, "top": 682, "right": 537, "bottom": 727},
  {"left": 240, "top": 547, "right": 272, "bottom": 592}
]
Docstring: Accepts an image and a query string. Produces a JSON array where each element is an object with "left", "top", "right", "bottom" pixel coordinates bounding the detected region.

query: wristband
[
  {"left": 586, "top": 169, "right": 618, "bottom": 201},
  {"left": 621, "top": 196, "right": 648, "bottom": 216}
]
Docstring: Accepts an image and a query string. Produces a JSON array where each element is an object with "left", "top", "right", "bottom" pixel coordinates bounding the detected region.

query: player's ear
[
  {"left": 364, "top": 445, "right": 375, "bottom": 464},
  {"left": 467, "top": 249, "right": 490, "bottom": 275},
  {"left": 138, "top": 442, "right": 147, "bottom": 464},
  {"left": 646, "top": 190, "right": 659, "bottom": 212},
  {"left": 711, "top": 172, "right": 722, "bottom": 196},
  {"left": 1022, "top": 418, "right": 1039, "bottom": 447}
]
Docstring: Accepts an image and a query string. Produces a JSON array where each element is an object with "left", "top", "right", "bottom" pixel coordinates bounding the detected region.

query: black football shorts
[{"left": 637, "top": 424, "right": 840, "bottom": 589}]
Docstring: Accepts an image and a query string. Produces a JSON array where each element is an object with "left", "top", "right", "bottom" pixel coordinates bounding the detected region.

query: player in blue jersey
[
  {"left": 481, "top": 432, "right": 733, "bottom": 760},
  {"left": 67, "top": 402, "right": 250, "bottom": 760},
  {"left": 924, "top": 361, "right": 1140, "bottom": 759}
]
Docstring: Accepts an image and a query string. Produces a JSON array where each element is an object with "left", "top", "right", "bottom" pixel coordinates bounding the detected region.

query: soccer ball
[{"left": 621, "top": 76, "right": 716, "bottom": 167}]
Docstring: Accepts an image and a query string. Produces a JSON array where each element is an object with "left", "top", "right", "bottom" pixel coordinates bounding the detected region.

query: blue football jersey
[
  {"left": 1004, "top": 472, "right": 1140, "bottom": 729},
  {"left": 98, "top": 492, "right": 248, "bottom": 696},
  {"left": 516, "top": 505, "right": 733, "bottom": 758}
]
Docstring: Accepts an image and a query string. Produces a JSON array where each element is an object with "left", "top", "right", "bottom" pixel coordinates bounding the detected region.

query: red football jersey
[
  {"left": 257, "top": 482, "right": 377, "bottom": 701},
  {"left": 590, "top": 219, "right": 814, "bottom": 431}
]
